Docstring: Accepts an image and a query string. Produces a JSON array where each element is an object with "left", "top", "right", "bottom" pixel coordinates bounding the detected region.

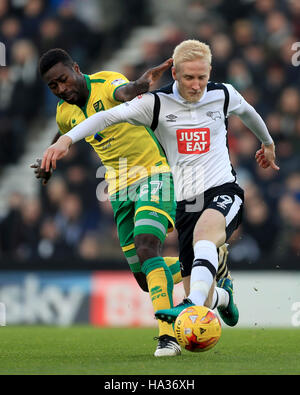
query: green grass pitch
[{"left": 0, "top": 326, "right": 299, "bottom": 375}]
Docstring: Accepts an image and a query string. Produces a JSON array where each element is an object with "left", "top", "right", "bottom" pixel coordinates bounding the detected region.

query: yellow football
[{"left": 174, "top": 305, "right": 222, "bottom": 352}]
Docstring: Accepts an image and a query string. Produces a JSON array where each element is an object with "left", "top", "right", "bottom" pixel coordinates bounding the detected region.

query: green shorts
[{"left": 110, "top": 173, "right": 176, "bottom": 273}]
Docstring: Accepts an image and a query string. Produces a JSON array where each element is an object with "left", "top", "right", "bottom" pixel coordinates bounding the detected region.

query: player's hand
[
  {"left": 137, "top": 58, "right": 173, "bottom": 88},
  {"left": 255, "top": 143, "right": 280, "bottom": 171},
  {"left": 30, "top": 158, "right": 53, "bottom": 185},
  {"left": 41, "top": 135, "right": 72, "bottom": 172}
]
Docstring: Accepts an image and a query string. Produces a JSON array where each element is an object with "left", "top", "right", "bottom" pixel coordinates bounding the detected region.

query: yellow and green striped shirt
[{"left": 56, "top": 71, "right": 170, "bottom": 195}]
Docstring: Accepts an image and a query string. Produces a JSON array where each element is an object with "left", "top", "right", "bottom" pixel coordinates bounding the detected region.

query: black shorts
[{"left": 175, "top": 182, "right": 244, "bottom": 277}]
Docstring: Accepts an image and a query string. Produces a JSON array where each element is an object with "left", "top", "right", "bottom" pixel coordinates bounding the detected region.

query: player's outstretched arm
[
  {"left": 115, "top": 58, "right": 173, "bottom": 102},
  {"left": 41, "top": 135, "right": 72, "bottom": 172}
]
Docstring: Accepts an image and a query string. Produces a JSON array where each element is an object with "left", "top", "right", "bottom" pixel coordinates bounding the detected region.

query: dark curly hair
[{"left": 39, "top": 48, "right": 74, "bottom": 76}]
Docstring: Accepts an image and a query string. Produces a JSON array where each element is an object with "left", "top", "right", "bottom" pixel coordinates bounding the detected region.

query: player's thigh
[
  {"left": 176, "top": 188, "right": 243, "bottom": 280},
  {"left": 134, "top": 173, "right": 176, "bottom": 245},
  {"left": 194, "top": 192, "right": 244, "bottom": 248},
  {"left": 193, "top": 208, "right": 226, "bottom": 248}
]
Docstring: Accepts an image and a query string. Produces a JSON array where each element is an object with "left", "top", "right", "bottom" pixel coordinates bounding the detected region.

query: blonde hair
[{"left": 172, "top": 40, "right": 212, "bottom": 70}]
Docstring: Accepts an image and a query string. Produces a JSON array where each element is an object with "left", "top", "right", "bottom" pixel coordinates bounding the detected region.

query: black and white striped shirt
[{"left": 67, "top": 81, "right": 273, "bottom": 201}]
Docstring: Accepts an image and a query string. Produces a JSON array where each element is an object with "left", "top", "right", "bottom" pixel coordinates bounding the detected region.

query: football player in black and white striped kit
[{"left": 41, "top": 40, "right": 279, "bottom": 326}]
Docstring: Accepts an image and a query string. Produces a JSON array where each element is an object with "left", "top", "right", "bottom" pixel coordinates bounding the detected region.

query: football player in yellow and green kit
[
  {"left": 34, "top": 49, "right": 230, "bottom": 356},
  {"left": 34, "top": 48, "right": 182, "bottom": 357}
]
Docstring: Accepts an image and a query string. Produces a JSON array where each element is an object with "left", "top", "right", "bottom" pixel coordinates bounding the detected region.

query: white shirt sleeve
[
  {"left": 225, "top": 83, "right": 245, "bottom": 115},
  {"left": 225, "top": 83, "right": 274, "bottom": 146},
  {"left": 65, "top": 93, "right": 155, "bottom": 143}
]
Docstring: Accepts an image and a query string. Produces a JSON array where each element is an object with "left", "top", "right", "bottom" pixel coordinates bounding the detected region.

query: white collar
[{"left": 173, "top": 81, "right": 207, "bottom": 105}]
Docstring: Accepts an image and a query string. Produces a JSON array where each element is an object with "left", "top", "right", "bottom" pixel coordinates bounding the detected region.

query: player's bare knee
[
  {"left": 193, "top": 232, "right": 226, "bottom": 248},
  {"left": 134, "top": 234, "right": 161, "bottom": 264}
]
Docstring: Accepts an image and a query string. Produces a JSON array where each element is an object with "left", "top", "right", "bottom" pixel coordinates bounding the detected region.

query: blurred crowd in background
[{"left": 0, "top": 0, "right": 299, "bottom": 270}]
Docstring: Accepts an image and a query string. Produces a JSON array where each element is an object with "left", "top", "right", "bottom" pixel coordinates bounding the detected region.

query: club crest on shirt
[
  {"left": 206, "top": 111, "right": 221, "bottom": 120},
  {"left": 111, "top": 78, "right": 127, "bottom": 86},
  {"left": 93, "top": 99, "right": 104, "bottom": 112}
]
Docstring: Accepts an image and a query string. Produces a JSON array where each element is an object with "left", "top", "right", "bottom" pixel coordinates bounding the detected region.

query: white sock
[
  {"left": 188, "top": 240, "right": 218, "bottom": 306},
  {"left": 210, "top": 287, "right": 229, "bottom": 310}
]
